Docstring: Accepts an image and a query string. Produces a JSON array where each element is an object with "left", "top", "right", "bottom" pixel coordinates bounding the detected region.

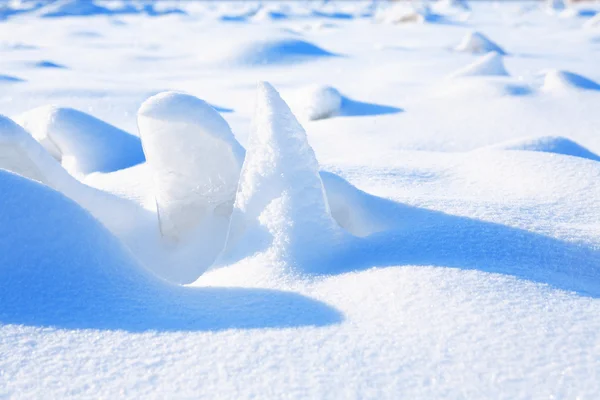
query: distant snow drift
[
  {"left": 450, "top": 51, "right": 509, "bottom": 78},
  {"left": 215, "top": 38, "right": 338, "bottom": 67},
  {"left": 455, "top": 31, "right": 506, "bottom": 55}
]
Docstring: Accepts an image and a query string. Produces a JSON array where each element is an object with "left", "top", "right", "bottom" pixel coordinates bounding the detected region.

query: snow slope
[{"left": 2, "top": 1, "right": 600, "bottom": 398}]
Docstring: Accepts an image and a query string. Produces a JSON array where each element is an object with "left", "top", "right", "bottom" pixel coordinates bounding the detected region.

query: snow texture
[
  {"left": 455, "top": 31, "right": 506, "bottom": 55},
  {"left": 483, "top": 136, "right": 600, "bottom": 161},
  {"left": 450, "top": 51, "right": 509, "bottom": 78},
  {"left": 541, "top": 69, "right": 600, "bottom": 92},
  {"left": 0, "top": 168, "right": 339, "bottom": 331},
  {"left": 15, "top": 105, "right": 145, "bottom": 176},
  {"left": 3, "top": 2, "right": 600, "bottom": 398},
  {"left": 138, "top": 91, "right": 244, "bottom": 248},
  {"left": 221, "top": 82, "right": 342, "bottom": 272}
]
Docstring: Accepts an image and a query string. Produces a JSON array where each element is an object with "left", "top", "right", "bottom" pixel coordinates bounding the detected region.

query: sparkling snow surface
[{"left": 2, "top": 1, "right": 600, "bottom": 398}]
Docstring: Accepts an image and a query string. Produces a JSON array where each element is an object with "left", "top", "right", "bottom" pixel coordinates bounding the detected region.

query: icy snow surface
[{"left": 2, "top": 0, "right": 600, "bottom": 398}]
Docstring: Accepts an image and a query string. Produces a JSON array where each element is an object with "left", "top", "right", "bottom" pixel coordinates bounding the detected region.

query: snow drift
[
  {"left": 137, "top": 91, "right": 245, "bottom": 275},
  {"left": 481, "top": 136, "right": 600, "bottom": 161},
  {"left": 217, "top": 38, "right": 338, "bottom": 67},
  {"left": 0, "top": 169, "right": 340, "bottom": 331},
  {"left": 220, "top": 82, "right": 344, "bottom": 271},
  {"left": 541, "top": 69, "right": 600, "bottom": 92},
  {"left": 450, "top": 51, "right": 509, "bottom": 78},
  {"left": 455, "top": 31, "right": 506, "bottom": 55},
  {"left": 15, "top": 105, "right": 145, "bottom": 176}
]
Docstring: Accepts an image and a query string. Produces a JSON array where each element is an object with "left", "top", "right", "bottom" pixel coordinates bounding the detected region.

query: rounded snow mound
[
  {"left": 0, "top": 170, "right": 340, "bottom": 330},
  {"left": 137, "top": 91, "right": 244, "bottom": 278},
  {"left": 541, "top": 69, "right": 600, "bottom": 92},
  {"left": 482, "top": 136, "right": 600, "bottom": 161},
  {"left": 217, "top": 37, "right": 338, "bottom": 67},
  {"left": 292, "top": 85, "right": 343, "bottom": 120},
  {"left": 0, "top": 74, "right": 24, "bottom": 83},
  {"left": 0, "top": 168, "right": 160, "bottom": 328},
  {"left": 584, "top": 13, "right": 600, "bottom": 28},
  {"left": 455, "top": 31, "right": 506, "bottom": 55},
  {"left": 14, "top": 105, "right": 145, "bottom": 176},
  {"left": 450, "top": 51, "right": 509, "bottom": 78}
]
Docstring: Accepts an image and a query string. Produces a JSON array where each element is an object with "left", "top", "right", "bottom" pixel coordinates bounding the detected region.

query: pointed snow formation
[
  {"left": 541, "top": 69, "right": 600, "bottom": 92},
  {"left": 450, "top": 51, "right": 509, "bottom": 78},
  {"left": 221, "top": 82, "right": 342, "bottom": 272},
  {"left": 137, "top": 91, "right": 245, "bottom": 258},
  {"left": 455, "top": 31, "right": 506, "bottom": 55}
]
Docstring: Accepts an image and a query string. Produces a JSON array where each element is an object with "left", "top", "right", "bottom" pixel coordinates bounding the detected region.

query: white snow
[
  {"left": 455, "top": 31, "right": 506, "bottom": 55},
  {"left": 219, "top": 82, "right": 341, "bottom": 273},
  {"left": 2, "top": 1, "right": 600, "bottom": 398},
  {"left": 450, "top": 51, "right": 509, "bottom": 78},
  {"left": 541, "top": 69, "right": 600, "bottom": 92},
  {"left": 290, "top": 84, "right": 343, "bottom": 120},
  {"left": 15, "top": 105, "right": 145, "bottom": 176}
]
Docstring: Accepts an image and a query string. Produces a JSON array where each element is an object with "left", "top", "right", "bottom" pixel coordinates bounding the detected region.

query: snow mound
[
  {"left": 220, "top": 82, "right": 343, "bottom": 272},
  {"left": 40, "top": 0, "right": 134, "bottom": 18},
  {"left": 252, "top": 6, "right": 288, "bottom": 22},
  {"left": 584, "top": 13, "right": 600, "bottom": 28},
  {"left": 14, "top": 105, "right": 145, "bottom": 176},
  {"left": 137, "top": 91, "right": 245, "bottom": 275},
  {"left": 0, "top": 169, "right": 340, "bottom": 331},
  {"left": 450, "top": 51, "right": 509, "bottom": 78},
  {"left": 290, "top": 85, "right": 402, "bottom": 120},
  {"left": 482, "top": 136, "right": 600, "bottom": 161},
  {"left": 455, "top": 31, "right": 506, "bottom": 55},
  {"left": 293, "top": 85, "right": 343, "bottom": 120},
  {"left": 0, "top": 74, "right": 24, "bottom": 83},
  {"left": 220, "top": 38, "right": 338, "bottom": 67},
  {"left": 32, "top": 60, "right": 67, "bottom": 69},
  {"left": 0, "top": 114, "right": 146, "bottom": 240},
  {"left": 433, "top": 0, "right": 471, "bottom": 13},
  {"left": 546, "top": 0, "right": 567, "bottom": 14},
  {"left": 376, "top": 3, "right": 443, "bottom": 24},
  {"left": 541, "top": 69, "right": 600, "bottom": 92}
]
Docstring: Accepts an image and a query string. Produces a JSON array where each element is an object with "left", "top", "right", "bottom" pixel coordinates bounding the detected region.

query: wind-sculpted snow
[
  {"left": 289, "top": 85, "right": 402, "bottom": 121},
  {"left": 450, "top": 51, "right": 509, "bottom": 78},
  {"left": 220, "top": 82, "right": 343, "bottom": 272},
  {"left": 217, "top": 37, "right": 338, "bottom": 67},
  {"left": 0, "top": 169, "right": 341, "bottom": 331},
  {"left": 481, "top": 136, "right": 600, "bottom": 161},
  {"left": 541, "top": 69, "right": 600, "bottom": 92},
  {"left": 15, "top": 105, "right": 145, "bottom": 176},
  {"left": 455, "top": 31, "right": 506, "bottom": 55},
  {"left": 137, "top": 91, "right": 245, "bottom": 281},
  {"left": 3, "top": 2, "right": 600, "bottom": 397}
]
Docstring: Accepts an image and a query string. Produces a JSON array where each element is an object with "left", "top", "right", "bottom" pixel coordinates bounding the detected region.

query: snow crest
[{"left": 221, "top": 82, "right": 342, "bottom": 272}]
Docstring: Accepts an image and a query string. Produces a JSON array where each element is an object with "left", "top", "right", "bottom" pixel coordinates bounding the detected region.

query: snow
[
  {"left": 450, "top": 51, "right": 509, "bottom": 78},
  {"left": 0, "top": 168, "right": 337, "bottom": 331},
  {"left": 219, "top": 82, "right": 341, "bottom": 273},
  {"left": 541, "top": 69, "right": 600, "bottom": 92},
  {"left": 455, "top": 31, "right": 506, "bottom": 55},
  {"left": 2, "top": 0, "right": 600, "bottom": 398},
  {"left": 482, "top": 135, "right": 600, "bottom": 161},
  {"left": 213, "top": 36, "right": 338, "bottom": 67},
  {"left": 290, "top": 84, "right": 343, "bottom": 120},
  {"left": 15, "top": 105, "right": 145, "bottom": 175},
  {"left": 137, "top": 91, "right": 244, "bottom": 281}
]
